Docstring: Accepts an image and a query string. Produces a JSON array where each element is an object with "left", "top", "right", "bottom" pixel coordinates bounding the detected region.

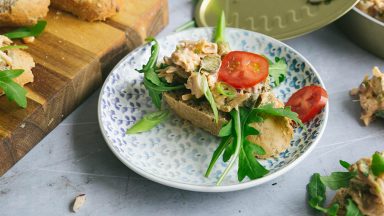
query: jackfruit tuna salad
[
  {"left": 351, "top": 67, "right": 384, "bottom": 126},
  {"left": 307, "top": 152, "right": 384, "bottom": 216},
  {"left": 357, "top": 0, "right": 384, "bottom": 22}
]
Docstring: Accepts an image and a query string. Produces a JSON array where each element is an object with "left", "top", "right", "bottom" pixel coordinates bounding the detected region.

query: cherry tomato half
[
  {"left": 286, "top": 86, "right": 328, "bottom": 123},
  {"left": 218, "top": 51, "right": 269, "bottom": 89}
]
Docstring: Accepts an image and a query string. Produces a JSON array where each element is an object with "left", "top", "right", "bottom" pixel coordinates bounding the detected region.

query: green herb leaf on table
[
  {"left": 307, "top": 173, "right": 340, "bottom": 216},
  {"left": 4, "top": 20, "right": 47, "bottom": 39},
  {"left": 269, "top": 57, "right": 287, "bottom": 87},
  {"left": 340, "top": 160, "right": 351, "bottom": 170},
  {"left": 307, "top": 173, "right": 326, "bottom": 207},
  {"left": 371, "top": 152, "right": 384, "bottom": 176},
  {"left": 320, "top": 172, "right": 356, "bottom": 190},
  {"left": 126, "top": 110, "right": 170, "bottom": 134},
  {"left": 0, "top": 69, "right": 27, "bottom": 108},
  {"left": 0, "top": 45, "right": 28, "bottom": 51},
  {"left": 346, "top": 199, "right": 363, "bottom": 216}
]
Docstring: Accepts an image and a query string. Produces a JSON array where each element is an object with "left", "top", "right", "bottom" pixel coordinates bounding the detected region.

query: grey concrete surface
[{"left": 1, "top": 0, "right": 384, "bottom": 215}]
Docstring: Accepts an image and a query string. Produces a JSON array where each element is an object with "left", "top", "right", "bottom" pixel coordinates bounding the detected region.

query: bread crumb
[
  {"left": 72, "top": 194, "right": 86, "bottom": 213},
  {"left": 22, "top": 36, "right": 35, "bottom": 44}
]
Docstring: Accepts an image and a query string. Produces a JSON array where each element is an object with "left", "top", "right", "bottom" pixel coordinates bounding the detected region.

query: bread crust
[
  {"left": 0, "top": 0, "right": 50, "bottom": 26},
  {"left": 163, "top": 90, "right": 229, "bottom": 136},
  {"left": 51, "top": 0, "right": 123, "bottom": 21},
  {"left": 164, "top": 90, "right": 294, "bottom": 159}
]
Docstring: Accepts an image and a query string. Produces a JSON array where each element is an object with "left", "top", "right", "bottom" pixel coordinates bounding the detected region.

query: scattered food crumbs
[
  {"left": 22, "top": 36, "right": 35, "bottom": 44},
  {"left": 20, "top": 123, "right": 25, "bottom": 128},
  {"left": 56, "top": 11, "right": 62, "bottom": 15},
  {"left": 272, "top": 182, "right": 277, "bottom": 186},
  {"left": 72, "top": 194, "right": 86, "bottom": 213},
  {"left": 48, "top": 118, "right": 54, "bottom": 126}
]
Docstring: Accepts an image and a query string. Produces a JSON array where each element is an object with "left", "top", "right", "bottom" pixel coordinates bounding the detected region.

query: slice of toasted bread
[
  {"left": 163, "top": 90, "right": 229, "bottom": 136},
  {"left": 164, "top": 90, "right": 294, "bottom": 159},
  {"left": 0, "top": 0, "right": 50, "bottom": 26}
]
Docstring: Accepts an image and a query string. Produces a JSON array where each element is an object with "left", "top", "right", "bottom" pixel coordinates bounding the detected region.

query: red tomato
[
  {"left": 218, "top": 51, "right": 269, "bottom": 89},
  {"left": 286, "top": 86, "right": 328, "bottom": 123}
]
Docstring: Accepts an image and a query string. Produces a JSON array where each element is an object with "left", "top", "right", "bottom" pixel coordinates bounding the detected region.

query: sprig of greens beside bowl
[{"left": 125, "top": 13, "right": 328, "bottom": 185}]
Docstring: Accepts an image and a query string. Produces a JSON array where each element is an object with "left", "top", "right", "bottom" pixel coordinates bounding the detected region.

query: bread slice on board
[
  {"left": 51, "top": 0, "right": 124, "bottom": 21},
  {"left": 0, "top": 0, "right": 50, "bottom": 26}
]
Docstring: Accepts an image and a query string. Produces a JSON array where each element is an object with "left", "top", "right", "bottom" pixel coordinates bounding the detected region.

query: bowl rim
[
  {"left": 352, "top": 7, "right": 384, "bottom": 27},
  {"left": 97, "top": 27, "right": 329, "bottom": 192}
]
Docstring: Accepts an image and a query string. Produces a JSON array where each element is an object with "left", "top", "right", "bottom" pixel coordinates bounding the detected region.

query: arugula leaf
[
  {"left": 136, "top": 37, "right": 159, "bottom": 73},
  {"left": 0, "top": 76, "right": 27, "bottom": 108},
  {"left": 216, "top": 109, "right": 242, "bottom": 185},
  {"left": 371, "top": 152, "right": 384, "bottom": 176},
  {"left": 0, "top": 69, "right": 24, "bottom": 79},
  {"left": 200, "top": 74, "right": 218, "bottom": 123},
  {"left": 307, "top": 173, "right": 340, "bottom": 216},
  {"left": 145, "top": 68, "right": 163, "bottom": 86},
  {"left": 0, "top": 45, "right": 28, "bottom": 51},
  {"left": 269, "top": 57, "right": 287, "bottom": 86},
  {"left": 4, "top": 20, "right": 47, "bottom": 39},
  {"left": 218, "top": 120, "right": 232, "bottom": 137},
  {"left": 222, "top": 139, "right": 235, "bottom": 162},
  {"left": 320, "top": 172, "right": 356, "bottom": 190},
  {"left": 244, "top": 140, "right": 266, "bottom": 155},
  {"left": 376, "top": 110, "right": 384, "bottom": 118},
  {"left": 137, "top": 38, "right": 186, "bottom": 109},
  {"left": 340, "top": 160, "right": 351, "bottom": 170},
  {"left": 307, "top": 173, "right": 326, "bottom": 207},
  {"left": 346, "top": 199, "right": 363, "bottom": 216},
  {"left": 147, "top": 89, "right": 162, "bottom": 110},
  {"left": 254, "top": 103, "right": 306, "bottom": 129},
  {"left": 205, "top": 136, "right": 233, "bottom": 177},
  {"left": 126, "top": 110, "right": 169, "bottom": 134},
  {"left": 238, "top": 140, "right": 269, "bottom": 181},
  {"left": 244, "top": 124, "right": 259, "bottom": 136}
]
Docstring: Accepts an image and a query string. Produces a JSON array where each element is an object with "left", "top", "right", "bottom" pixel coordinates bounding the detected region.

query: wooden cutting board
[{"left": 0, "top": 0, "right": 168, "bottom": 176}]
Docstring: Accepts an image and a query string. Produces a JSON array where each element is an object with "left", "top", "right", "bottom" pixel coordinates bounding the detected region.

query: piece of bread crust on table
[
  {"left": 0, "top": 35, "right": 35, "bottom": 96},
  {"left": 51, "top": 0, "right": 123, "bottom": 21},
  {"left": 0, "top": 0, "right": 50, "bottom": 26}
]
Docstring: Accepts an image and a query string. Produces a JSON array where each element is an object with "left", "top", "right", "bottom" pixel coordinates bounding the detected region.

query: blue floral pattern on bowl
[{"left": 98, "top": 28, "right": 328, "bottom": 192}]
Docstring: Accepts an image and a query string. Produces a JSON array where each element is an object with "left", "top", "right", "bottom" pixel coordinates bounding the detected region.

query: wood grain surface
[{"left": 0, "top": 0, "right": 168, "bottom": 176}]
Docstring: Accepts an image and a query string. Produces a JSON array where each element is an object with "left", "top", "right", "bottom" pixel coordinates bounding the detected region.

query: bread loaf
[
  {"left": 51, "top": 0, "right": 123, "bottom": 21},
  {"left": 0, "top": 0, "right": 50, "bottom": 26}
]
